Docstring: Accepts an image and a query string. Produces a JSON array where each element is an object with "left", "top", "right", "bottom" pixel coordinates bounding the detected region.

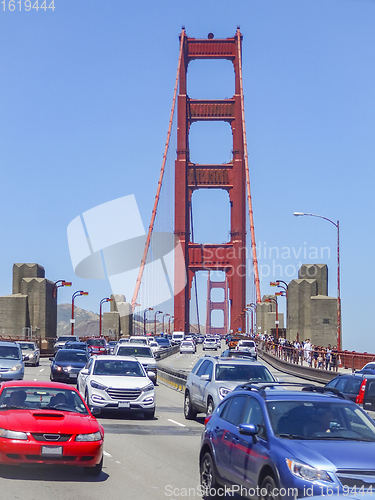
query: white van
[{"left": 171, "top": 331, "right": 185, "bottom": 345}]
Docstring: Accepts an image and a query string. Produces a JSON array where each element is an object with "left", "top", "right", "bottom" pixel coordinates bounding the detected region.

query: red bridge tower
[{"left": 174, "top": 28, "right": 247, "bottom": 335}]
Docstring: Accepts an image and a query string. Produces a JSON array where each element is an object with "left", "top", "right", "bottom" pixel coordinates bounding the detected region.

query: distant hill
[
  {"left": 57, "top": 303, "right": 203, "bottom": 337},
  {"left": 57, "top": 304, "right": 99, "bottom": 337}
]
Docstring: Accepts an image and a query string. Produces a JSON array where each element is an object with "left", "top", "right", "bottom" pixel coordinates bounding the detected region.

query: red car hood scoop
[{"left": 32, "top": 412, "right": 65, "bottom": 419}]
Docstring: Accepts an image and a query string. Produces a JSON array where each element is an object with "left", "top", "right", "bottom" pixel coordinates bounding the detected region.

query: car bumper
[
  {"left": 50, "top": 371, "right": 80, "bottom": 383},
  {"left": 89, "top": 392, "right": 155, "bottom": 412},
  {"left": 0, "top": 370, "right": 24, "bottom": 380},
  {"left": 0, "top": 437, "right": 103, "bottom": 467}
]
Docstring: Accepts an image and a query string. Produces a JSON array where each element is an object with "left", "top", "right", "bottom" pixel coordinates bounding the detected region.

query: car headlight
[
  {"left": 142, "top": 383, "right": 154, "bottom": 393},
  {"left": 219, "top": 387, "right": 232, "bottom": 399},
  {"left": 11, "top": 364, "right": 22, "bottom": 372},
  {"left": 286, "top": 459, "right": 333, "bottom": 482},
  {"left": 53, "top": 365, "right": 62, "bottom": 372},
  {"left": 90, "top": 380, "right": 108, "bottom": 391},
  {"left": 75, "top": 431, "right": 102, "bottom": 442},
  {"left": 0, "top": 428, "right": 28, "bottom": 440}
]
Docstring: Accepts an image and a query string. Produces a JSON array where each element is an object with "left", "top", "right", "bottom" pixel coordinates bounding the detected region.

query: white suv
[
  {"left": 235, "top": 339, "right": 257, "bottom": 359},
  {"left": 77, "top": 355, "right": 155, "bottom": 419}
]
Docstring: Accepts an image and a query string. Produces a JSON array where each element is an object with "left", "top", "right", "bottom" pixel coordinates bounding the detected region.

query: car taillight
[
  {"left": 100, "top": 348, "right": 105, "bottom": 351},
  {"left": 204, "top": 415, "right": 212, "bottom": 426},
  {"left": 356, "top": 378, "right": 367, "bottom": 404}
]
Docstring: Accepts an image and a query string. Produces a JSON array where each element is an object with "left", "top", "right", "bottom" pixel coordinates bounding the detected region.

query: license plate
[
  {"left": 118, "top": 401, "right": 130, "bottom": 408},
  {"left": 41, "top": 446, "right": 63, "bottom": 456},
  {"left": 69, "top": 373, "right": 77, "bottom": 378}
]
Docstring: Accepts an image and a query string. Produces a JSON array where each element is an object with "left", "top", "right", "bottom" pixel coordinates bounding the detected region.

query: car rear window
[{"left": 117, "top": 346, "right": 152, "bottom": 357}]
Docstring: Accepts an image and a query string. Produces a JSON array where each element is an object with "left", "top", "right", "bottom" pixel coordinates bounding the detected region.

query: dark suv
[
  {"left": 325, "top": 372, "right": 375, "bottom": 410},
  {"left": 200, "top": 383, "right": 375, "bottom": 500}
]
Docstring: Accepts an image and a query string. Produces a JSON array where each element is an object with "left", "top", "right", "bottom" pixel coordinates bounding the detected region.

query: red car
[
  {"left": 86, "top": 338, "right": 109, "bottom": 356},
  {"left": 0, "top": 381, "right": 104, "bottom": 475}
]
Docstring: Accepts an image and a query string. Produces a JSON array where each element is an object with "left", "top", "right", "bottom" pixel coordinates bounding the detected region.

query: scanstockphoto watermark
[{"left": 165, "top": 484, "right": 299, "bottom": 498}]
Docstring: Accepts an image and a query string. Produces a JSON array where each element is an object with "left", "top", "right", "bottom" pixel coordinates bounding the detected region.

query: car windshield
[
  {"left": 93, "top": 360, "right": 145, "bottom": 377},
  {"left": 181, "top": 342, "right": 193, "bottom": 347},
  {"left": 215, "top": 364, "right": 274, "bottom": 382},
  {"left": 0, "top": 346, "right": 21, "bottom": 359},
  {"left": 155, "top": 338, "right": 169, "bottom": 344},
  {"left": 87, "top": 339, "right": 106, "bottom": 346},
  {"left": 0, "top": 387, "right": 88, "bottom": 414},
  {"left": 267, "top": 400, "right": 375, "bottom": 441},
  {"left": 116, "top": 346, "right": 152, "bottom": 358},
  {"left": 19, "top": 343, "right": 36, "bottom": 351},
  {"left": 55, "top": 351, "right": 89, "bottom": 363}
]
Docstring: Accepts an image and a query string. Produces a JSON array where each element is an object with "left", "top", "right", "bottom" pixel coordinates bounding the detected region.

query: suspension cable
[
  {"left": 190, "top": 200, "right": 201, "bottom": 335},
  {"left": 236, "top": 28, "right": 262, "bottom": 304},
  {"left": 131, "top": 29, "right": 186, "bottom": 310}
]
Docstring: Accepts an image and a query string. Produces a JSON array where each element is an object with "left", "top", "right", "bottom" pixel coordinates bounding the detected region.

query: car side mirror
[
  {"left": 80, "top": 368, "right": 89, "bottom": 375},
  {"left": 200, "top": 374, "right": 211, "bottom": 381},
  {"left": 276, "top": 378, "right": 284, "bottom": 383},
  {"left": 238, "top": 423, "right": 258, "bottom": 443},
  {"left": 90, "top": 406, "right": 101, "bottom": 415}
]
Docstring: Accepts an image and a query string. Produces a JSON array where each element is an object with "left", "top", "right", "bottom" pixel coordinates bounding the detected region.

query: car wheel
[
  {"left": 85, "top": 390, "right": 90, "bottom": 407},
  {"left": 144, "top": 408, "right": 155, "bottom": 419},
  {"left": 84, "top": 455, "right": 103, "bottom": 477},
  {"left": 184, "top": 391, "right": 197, "bottom": 420},
  {"left": 35, "top": 359, "right": 39, "bottom": 367},
  {"left": 260, "top": 475, "right": 279, "bottom": 500},
  {"left": 206, "top": 398, "right": 215, "bottom": 416},
  {"left": 200, "top": 452, "right": 220, "bottom": 499}
]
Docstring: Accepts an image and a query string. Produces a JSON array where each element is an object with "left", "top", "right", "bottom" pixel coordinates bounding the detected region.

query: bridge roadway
[{"left": 0, "top": 345, "right": 350, "bottom": 499}]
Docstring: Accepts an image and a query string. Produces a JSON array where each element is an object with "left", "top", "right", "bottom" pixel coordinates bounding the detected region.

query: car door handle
[{"left": 232, "top": 437, "right": 239, "bottom": 444}]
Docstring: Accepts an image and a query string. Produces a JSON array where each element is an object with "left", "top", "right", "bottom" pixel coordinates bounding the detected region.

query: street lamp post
[
  {"left": 168, "top": 315, "right": 173, "bottom": 336},
  {"left": 154, "top": 310, "right": 162, "bottom": 336},
  {"left": 143, "top": 308, "right": 153, "bottom": 335},
  {"left": 294, "top": 212, "right": 341, "bottom": 349},
  {"left": 53, "top": 280, "right": 72, "bottom": 298},
  {"left": 99, "top": 297, "right": 113, "bottom": 337},
  {"left": 71, "top": 291, "right": 88, "bottom": 335},
  {"left": 265, "top": 296, "right": 278, "bottom": 340},
  {"left": 246, "top": 303, "right": 257, "bottom": 335},
  {"left": 162, "top": 313, "right": 170, "bottom": 336}
]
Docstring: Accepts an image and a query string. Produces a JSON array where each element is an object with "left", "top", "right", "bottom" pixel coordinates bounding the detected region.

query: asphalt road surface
[{"left": 0, "top": 345, "right": 363, "bottom": 500}]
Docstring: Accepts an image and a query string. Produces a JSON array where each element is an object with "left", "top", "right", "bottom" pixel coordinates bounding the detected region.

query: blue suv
[{"left": 200, "top": 383, "right": 375, "bottom": 500}]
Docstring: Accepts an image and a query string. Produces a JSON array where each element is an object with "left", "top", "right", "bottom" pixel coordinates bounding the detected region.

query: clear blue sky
[{"left": 1, "top": 0, "right": 374, "bottom": 351}]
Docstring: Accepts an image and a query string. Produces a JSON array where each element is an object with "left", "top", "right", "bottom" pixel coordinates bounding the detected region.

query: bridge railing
[{"left": 257, "top": 339, "right": 375, "bottom": 373}]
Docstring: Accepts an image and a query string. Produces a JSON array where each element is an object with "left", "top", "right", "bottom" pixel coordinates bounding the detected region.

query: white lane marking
[
  {"left": 39, "top": 369, "right": 44, "bottom": 373},
  {"left": 115, "top": 461, "right": 121, "bottom": 464},
  {"left": 34, "top": 379, "right": 37, "bottom": 381},
  {"left": 168, "top": 419, "right": 186, "bottom": 427},
  {"left": 103, "top": 451, "right": 112, "bottom": 457}
]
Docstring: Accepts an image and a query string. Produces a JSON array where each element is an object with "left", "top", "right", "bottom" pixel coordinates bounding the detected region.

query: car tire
[
  {"left": 260, "top": 475, "right": 279, "bottom": 500},
  {"left": 144, "top": 408, "right": 155, "bottom": 419},
  {"left": 206, "top": 398, "right": 215, "bottom": 416},
  {"left": 85, "top": 390, "right": 90, "bottom": 407},
  {"left": 35, "top": 359, "right": 39, "bottom": 367},
  {"left": 200, "top": 452, "right": 220, "bottom": 499},
  {"left": 84, "top": 455, "right": 103, "bottom": 477},
  {"left": 184, "top": 391, "right": 197, "bottom": 420}
]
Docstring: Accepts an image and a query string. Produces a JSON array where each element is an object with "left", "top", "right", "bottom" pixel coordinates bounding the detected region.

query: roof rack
[
  {"left": 236, "top": 382, "right": 346, "bottom": 399},
  {"left": 300, "top": 385, "right": 347, "bottom": 399}
]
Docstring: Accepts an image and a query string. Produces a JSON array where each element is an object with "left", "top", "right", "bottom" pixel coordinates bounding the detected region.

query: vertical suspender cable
[
  {"left": 236, "top": 29, "right": 262, "bottom": 304},
  {"left": 131, "top": 30, "right": 185, "bottom": 310}
]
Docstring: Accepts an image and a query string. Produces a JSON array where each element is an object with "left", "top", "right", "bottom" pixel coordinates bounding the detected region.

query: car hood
[
  {"left": 280, "top": 439, "right": 375, "bottom": 470},
  {"left": 53, "top": 360, "right": 88, "bottom": 368},
  {"left": 89, "top": 375, "right": 151, "bottom": 389},
  {"left": 0, "top": 359, "right": 22, "bottom": 368},
  {"left": 0, "top": 409, "right": 100, "bottom": 434}
]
